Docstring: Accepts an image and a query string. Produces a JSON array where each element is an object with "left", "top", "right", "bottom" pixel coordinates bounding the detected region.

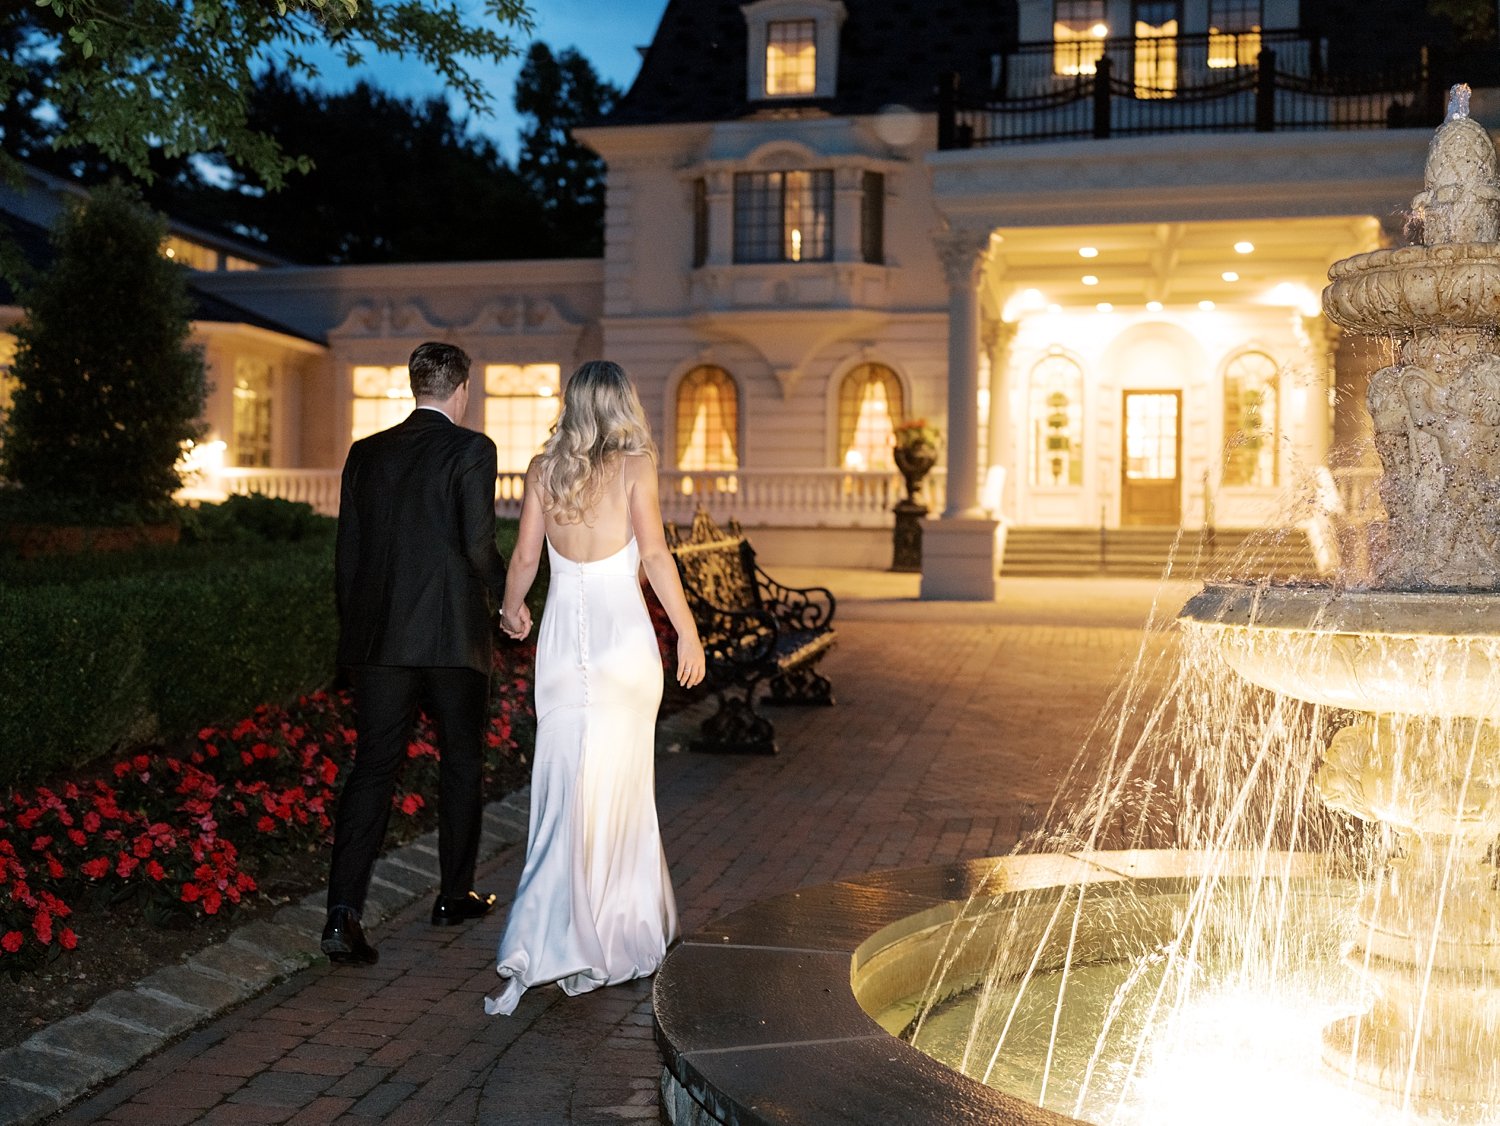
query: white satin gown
[{"left": 486, "top": 535, "right": 679, "bottom": 1016}]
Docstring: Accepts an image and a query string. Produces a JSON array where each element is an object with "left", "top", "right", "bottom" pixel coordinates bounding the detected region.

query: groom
[{"left": 322, "top": 341, "right": 508, "bottom": 965}]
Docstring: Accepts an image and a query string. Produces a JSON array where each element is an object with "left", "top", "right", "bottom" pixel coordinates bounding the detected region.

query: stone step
[{"left": 1001, "top": 526, "right": 1320, "bottom": 579}]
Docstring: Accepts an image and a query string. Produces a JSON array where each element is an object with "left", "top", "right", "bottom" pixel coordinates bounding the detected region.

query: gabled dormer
[{"left": 742, "top": 0, "right": 847, "bottom": 103}]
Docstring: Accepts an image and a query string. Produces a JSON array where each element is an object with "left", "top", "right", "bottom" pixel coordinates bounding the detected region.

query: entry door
[{"left": 1121, "top": 390, "right": 1182, "bottom": 526}]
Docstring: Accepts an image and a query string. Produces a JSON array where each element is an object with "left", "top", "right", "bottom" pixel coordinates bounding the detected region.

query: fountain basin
[
  {"left": 653, "top": 850, "right": 1338, "bottom": 1126},
  {"left": 1323, "top": 243, "right": 1500, "bottom": 331},
  {"left": 1178, "top": 582, "right": 1500, "bottom": 719}
]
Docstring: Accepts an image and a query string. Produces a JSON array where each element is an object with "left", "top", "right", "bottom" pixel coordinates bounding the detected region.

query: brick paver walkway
[{"left": 42, "top": 573, "right": 1197, "bottom": 1126}]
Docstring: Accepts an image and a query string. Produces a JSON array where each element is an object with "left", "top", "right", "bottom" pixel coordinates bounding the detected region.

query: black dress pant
[{"left": 327, "top": 665, "right": 489, "bottom": 914}]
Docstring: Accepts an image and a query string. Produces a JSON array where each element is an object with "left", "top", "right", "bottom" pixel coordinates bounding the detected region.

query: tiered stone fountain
[{"left": 1181, "top": 84, "right": 1500, "bottom": 1114}]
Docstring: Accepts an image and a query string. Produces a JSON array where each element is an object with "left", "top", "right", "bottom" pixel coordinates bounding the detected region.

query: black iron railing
[{"left": 938, "top": 30, "right": 1439, "bottom": 148}]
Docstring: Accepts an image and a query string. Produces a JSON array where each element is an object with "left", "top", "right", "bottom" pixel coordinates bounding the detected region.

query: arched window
[
  {"left": 1222, "top": 350, "right": 1279, "bottom": 487},
  {"left": 1029, "top": 353, "right": 1085, "bottom": 487},
  {"left": 675, "top": 366, "right": 739, "bottom": 471},
  {"left": 837, "top": 363, "right": 904, "bottom": 471}
]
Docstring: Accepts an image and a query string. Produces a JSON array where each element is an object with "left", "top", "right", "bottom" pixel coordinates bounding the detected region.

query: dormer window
[
  {"left": 1208, "top": 0, "right": 1263, "bottom": 68},
  {"left": 742, "top": 0, "right": 847, "bottom": 102},
  {"left": 766, "top": 20, "right": 817, "bottom": 95},
  {"left": 1053, "top": 0, "right": 1107, "bottom": 76}
]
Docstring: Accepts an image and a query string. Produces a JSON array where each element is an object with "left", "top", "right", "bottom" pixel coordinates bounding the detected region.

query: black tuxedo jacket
[{"left": 334, "top": 408, "right": 507, "bottom": 675}]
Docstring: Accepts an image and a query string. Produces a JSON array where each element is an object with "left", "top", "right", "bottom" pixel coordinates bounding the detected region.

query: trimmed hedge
[{"left": 0, "top": 543, "right": 336, "bottom": 789}]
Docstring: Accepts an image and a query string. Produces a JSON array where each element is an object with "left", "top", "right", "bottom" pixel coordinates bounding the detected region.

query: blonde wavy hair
[{"left": 535, "top": 360, "right": 657, "bottom": 524}]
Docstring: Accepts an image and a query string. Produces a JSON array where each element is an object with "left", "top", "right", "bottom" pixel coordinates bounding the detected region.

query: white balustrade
[
  {"left": 1330, "top": 466, "right": 1384, "bottom": 523},
  {"left": 218, "top": 466, "right": 949, "bottom": 530},
  {"left": 218, "top": 468, "right": 342, "bottom": 516}
]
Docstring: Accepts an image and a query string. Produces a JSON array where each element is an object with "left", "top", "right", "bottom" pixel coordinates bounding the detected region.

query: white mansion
[{"left": 0, "top": 0, "right": 1470, "bottom": 597}]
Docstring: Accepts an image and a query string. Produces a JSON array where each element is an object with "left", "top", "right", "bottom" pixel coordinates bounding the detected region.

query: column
[
  {"left": 921, "top": 225, "right": 1000, "bottom": 601},
  {"left": 983, "top": 317, "right": 1020, "bottom": 517},
  {"left": 1299, "top": 313, "right": 1339, "bottom": 467}
]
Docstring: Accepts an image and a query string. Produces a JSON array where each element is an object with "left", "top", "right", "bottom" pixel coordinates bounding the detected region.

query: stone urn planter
[{"left": 893, "top": 441, "right": 938, "bottom": 506}]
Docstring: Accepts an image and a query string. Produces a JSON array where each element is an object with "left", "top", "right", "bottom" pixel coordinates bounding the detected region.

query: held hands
[
  {"left": 499, "top": 603, "right": 532, "bottom": 640},
  {"left": 676, "top": 633, "right": 706, "bottom": 689}
]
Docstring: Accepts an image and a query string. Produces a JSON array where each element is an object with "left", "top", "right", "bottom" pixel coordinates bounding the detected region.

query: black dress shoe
[
  {"left": 431, "top": 890, "right": 497, "bottom": 926},
  {"left": 321, "top": 906, "right": 378, "bottom": 965}
]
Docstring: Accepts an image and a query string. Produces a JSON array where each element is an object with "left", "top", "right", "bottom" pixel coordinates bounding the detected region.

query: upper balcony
[{"left": 937, "top": 29, "right": 1442, "bottom": 149}]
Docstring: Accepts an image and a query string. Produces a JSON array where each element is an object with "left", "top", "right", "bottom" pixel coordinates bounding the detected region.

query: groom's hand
[{"left": 499, "top": 604, "right": 532, "bottom": 640}]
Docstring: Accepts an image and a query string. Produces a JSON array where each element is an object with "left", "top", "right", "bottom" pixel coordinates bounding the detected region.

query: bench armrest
[
  {"left": 685, "top": 593, "right": 779, "bottom": 673},
  {"left": 754, "top": 567, "right": 836, "bottom": 631}
]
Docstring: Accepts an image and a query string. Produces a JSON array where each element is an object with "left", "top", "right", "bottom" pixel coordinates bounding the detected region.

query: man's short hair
[{"left": 409, "top": 342, "right": 471, "bottom": 399}]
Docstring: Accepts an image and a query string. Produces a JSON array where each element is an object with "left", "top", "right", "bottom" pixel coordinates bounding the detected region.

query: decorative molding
[
  {"left": 934, "top": 225, "right": 992, "bottom": 291},
  {"left": 328, "top": 300, "right": 443, "bottom": 340},
  {"left": 458, "top": 297, "right": 582, "bottom": 336}
]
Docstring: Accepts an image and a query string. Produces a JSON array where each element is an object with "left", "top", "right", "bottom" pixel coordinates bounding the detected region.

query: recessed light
[
  {"left": 1234, "top": 241, "right": 1254, "bottom": 254},
  {"left": 1199, "top": 299, "right": 1216, "bottom": 311},
  {"left": 1082, "top": 275, "right": 1099, "bottom": 286},
  {"left": 1048, "top": 303, "right": 1062, "bottom": 314},
  {"left": 1146, "top": 300, "right": 1164, "bottom": 312},
  {"left": 1222, "top": 271, "right": 1239, "bottom": 282},
  {"left": 1096, "top": 302, "right": 1113, "bottom": 313},
  {"left": 1079, "top": 246, "right": 1099, "bottom": 258}
]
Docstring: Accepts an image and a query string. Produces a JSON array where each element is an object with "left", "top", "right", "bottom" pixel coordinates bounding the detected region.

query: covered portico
[{"left": 920, "top": 125, "right": 1431, "bottom": 599}]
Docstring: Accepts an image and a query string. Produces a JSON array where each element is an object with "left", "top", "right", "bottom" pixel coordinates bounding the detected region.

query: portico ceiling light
[
  {"left": 1096, "top": 302, "right": 1113, "bottom": 312},
  {"left": 1234, "top": 241, "right": 1255, "bottom": 254},
  {"left": 1082, "top": 275, "right": 1099, "bottom": 285},
  {"left": 1222, "top": 271, "right": 1239, "bottom": 282},
  {"left": 1079, "top": 246, "right": 1099, "bottom": 258},
  {"left": 1199, "top": 300, "right": 1216, "bottom": 311},
  {"left": 1091, "top": 22, "right": 1108, "bottom": 36},
  {"left": 1146, "top": 301, "right": 1164, "bottom": 312}
]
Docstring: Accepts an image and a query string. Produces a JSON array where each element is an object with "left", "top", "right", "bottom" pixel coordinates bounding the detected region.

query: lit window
[
  {"left": 1029, "top": 354, "right": 1085, "bottom": 487},
  {"left": 1208, "top": 0, "right": 1262, "bottom": 68},
  {"left": 1222, "top": 351, "right": 1279, "bottom": 486},
  {"left": 232, "top": 356, "right": 274, "bottom": 468},
  {"left": 1054, "top": 0, "right": 1107, "bottom": 76},
  {"left": 861, "top": 172, "right": 885, "bottom": 265},
  {"left": 161, "top": 235, "right": 217, "bottom": 271},
  {"left": 733, "top": 170, "right": 833, "bottom": 264},
  {"left": 675, "top": 366, "right": 739, "bottom": 471},
  {"left": 838, "top": 363, "right": 904, "bottom": 472},
  {"left": 1133, "top": 1, "right": 1180, "bottom": 98},
  {"left": 484, "top": 363, "right": 562, "bottom": 473},
  {"left": 223, "top": 255, "right": 260, "bottom": 272},
  {"left": 351, "top": 365, "right": 413, "bottom": 442},
  {"left": 765, "top": 19, "right": 817, "bottom": 96}
]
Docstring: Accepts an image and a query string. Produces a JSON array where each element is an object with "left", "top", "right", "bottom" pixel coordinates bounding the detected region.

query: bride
[{"left": 485, "top": 360, "right": 705, "bottom": 1016}]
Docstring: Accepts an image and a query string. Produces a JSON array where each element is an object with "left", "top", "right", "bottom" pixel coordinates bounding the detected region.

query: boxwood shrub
[{"left": 0, "top": 543, "right": 337, "bottom": 788}]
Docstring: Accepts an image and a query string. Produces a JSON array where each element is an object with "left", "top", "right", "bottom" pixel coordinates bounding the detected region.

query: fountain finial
[
  {"left": 1447, "top": 82, "right": 1472, "bottom": 121},
  {"left": 1416, "top": 84, "right": 1500, "bottom": 245}
]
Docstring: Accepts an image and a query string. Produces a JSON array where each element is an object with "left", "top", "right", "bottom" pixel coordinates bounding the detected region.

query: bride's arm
[
  {"left": 627, "top": 455, "right": 705, "bottom": 688},
  {"left": 500, "top": 460, "right": 544, "bottom": 639}
]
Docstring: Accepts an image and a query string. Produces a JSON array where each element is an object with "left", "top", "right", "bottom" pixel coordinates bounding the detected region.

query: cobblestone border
[{"left": 0, "top": 788, "right": 532, "bottom": 1126}]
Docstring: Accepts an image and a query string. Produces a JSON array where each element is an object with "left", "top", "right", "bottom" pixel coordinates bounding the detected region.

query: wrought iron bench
[{"left": 665, "top": 508, "right": 836, "bottom": 754}]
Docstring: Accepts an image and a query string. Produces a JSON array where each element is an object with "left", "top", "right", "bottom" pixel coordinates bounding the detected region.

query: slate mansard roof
[{"left": 607, "top": 0, "right": 1018, "bottom": 127}]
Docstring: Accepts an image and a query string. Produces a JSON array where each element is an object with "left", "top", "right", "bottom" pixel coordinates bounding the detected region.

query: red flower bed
[{"left": 0, "top": 644, "right": 536, "bottom": 979}]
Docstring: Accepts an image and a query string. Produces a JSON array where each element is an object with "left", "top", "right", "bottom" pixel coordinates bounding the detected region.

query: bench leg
[
  {"left": 766, "top": 665, "right": 834, "bottom": 707},
  {"left": 691, "top": 688, "right": 777, "bottom": 755}
]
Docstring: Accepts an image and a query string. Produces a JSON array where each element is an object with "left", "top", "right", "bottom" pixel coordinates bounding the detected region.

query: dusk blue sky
[{"left": 309, "top": 0, "right": 669, "bottom": 159}]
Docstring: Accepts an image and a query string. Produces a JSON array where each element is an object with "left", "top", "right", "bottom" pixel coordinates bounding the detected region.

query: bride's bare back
[{"left": 541, "top": 457, "right": 634, "bottom": 564}]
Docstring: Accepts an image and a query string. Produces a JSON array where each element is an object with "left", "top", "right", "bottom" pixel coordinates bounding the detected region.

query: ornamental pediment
[
  {"left": 458, "top": 297, "right": 581, "bottom": 336},
  {"left": 328, "top": 300, "right": 443, "bottom": 339}
]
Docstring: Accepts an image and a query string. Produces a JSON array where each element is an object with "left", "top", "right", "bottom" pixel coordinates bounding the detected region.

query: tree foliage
[
  {"left": 1, "top": 183, "right": 206, "bottom": 520},
  {"left": 203, "top": 71, "right": 557, "bottom": 263},
  {"left": 0, "top": 0, "right": 532, "bottom": 190},
  {"left": 516, "top": 43, "right": 620, "bottom": 257}
]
